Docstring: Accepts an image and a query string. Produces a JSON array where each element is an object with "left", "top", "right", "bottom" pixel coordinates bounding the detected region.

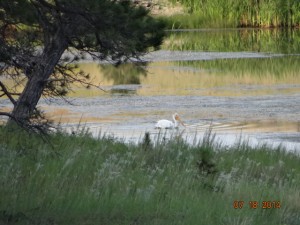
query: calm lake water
[{"left": 3, "top": 29, "right": 300, "bottom": 150}]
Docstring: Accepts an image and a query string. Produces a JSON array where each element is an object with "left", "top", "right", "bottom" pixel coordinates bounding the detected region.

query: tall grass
[
  {"left": 1, "top": 126, "right": 300, "bottom": 224},
  {"left": 166, "top": 0, "right": 300, "bottom": 28}
]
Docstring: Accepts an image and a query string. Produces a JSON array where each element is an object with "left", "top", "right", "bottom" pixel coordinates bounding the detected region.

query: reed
[{"left": 167, "top": 0, "right": 300, "bottom": 28}]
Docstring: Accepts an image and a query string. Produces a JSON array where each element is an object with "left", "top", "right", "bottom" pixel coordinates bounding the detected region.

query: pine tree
[{"left": 0, "top": 0, "right": 165, "bottom": 131}]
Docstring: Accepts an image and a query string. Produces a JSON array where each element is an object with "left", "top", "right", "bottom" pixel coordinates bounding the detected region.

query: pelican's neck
[{"left": 173, "top": 115, "right": 178, "bottom": 127}]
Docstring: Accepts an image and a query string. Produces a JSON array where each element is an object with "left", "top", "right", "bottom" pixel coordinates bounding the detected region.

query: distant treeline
[{"left": 168, "top": 0, "right": 300, "bottom": 28}]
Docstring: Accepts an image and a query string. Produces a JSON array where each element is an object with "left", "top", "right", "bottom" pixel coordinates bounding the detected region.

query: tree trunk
[{"left": 8, "top": 33, "right": 67, "bottom": 125}]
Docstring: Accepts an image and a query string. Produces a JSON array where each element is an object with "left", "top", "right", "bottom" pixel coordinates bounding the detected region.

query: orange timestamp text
[{"left": 233, "top": 200, "right": 281, "bottom": 209}]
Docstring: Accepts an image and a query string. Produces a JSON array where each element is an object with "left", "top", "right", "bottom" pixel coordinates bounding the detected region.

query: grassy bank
[
  {"left": 164, "top": 0, "right": 300, "bottom": 29},
  {"left": 1, "top": 127, "right": 300, "bottom": 224}
]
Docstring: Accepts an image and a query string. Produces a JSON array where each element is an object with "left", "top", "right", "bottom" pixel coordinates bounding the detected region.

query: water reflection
[
  {"left": 70, "top": 29, "right": 300, "bottom": 97},
  {"left": 164, "top": 28, "right": 300, "bottom": 53},
  {"left": 100, "top": 63, "right": 147, "bottom": 95},
  {"left": 74, "top": 63, "right": 147, "bottom": 95},
  {"left": 100, "top": 63, "right": 147, "bottom": 85},
  {"left": 73, "top": 56, "right": 300, "bottom": 97},
  {"left": 109, "top": 85, "right": 141, "bottom": 95},
  {"left": 174, "top": 56, "right": 300, "bottom": 79}
]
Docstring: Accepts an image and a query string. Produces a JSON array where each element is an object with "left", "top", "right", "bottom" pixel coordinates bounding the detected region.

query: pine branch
[{"left": 0, "top": 81, "right": 17, "bottom": 105}]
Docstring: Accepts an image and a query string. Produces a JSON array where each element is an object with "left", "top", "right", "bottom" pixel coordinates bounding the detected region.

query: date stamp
[{"left": 233, "top": 201, "right": 281, "bottom": 209}]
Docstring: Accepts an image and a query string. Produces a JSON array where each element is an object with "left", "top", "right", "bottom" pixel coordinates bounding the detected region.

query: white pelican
[{"left": 155, "top": 113, "right": 185, "bottom": 129}]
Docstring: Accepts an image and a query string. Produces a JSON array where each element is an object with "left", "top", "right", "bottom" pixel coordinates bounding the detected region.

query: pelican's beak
[
  {"left": 176, "top": 115, "right": 186, "bottom": 127},
  {"left": 179, "top": 118, "right": 186, "bottom": 127}
]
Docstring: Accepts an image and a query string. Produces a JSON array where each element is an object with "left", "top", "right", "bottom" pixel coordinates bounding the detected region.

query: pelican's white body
[
  {"left": 155, "top": 119, "right": 178, "bottom": 129},
  {"left": 155, "top": 113, "right": 184, "bottom": 129}
]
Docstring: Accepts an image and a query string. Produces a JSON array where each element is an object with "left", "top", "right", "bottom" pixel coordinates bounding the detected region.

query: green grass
[
  {"left": 165, "top": 0, "right": 300, "bottom": 29},
  {"left": 1, "top": 126, "right": 300, "bottom": 224}
]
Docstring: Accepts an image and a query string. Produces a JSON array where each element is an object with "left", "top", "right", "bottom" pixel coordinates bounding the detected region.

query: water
[
  {"left": 41, "top": 91, "right": 300, "bottom": 150},
  {"left": 46, "top": 29, "right": 300, "bottom": 151},
  {"left": 2, "top": 29, "right": 300, "bottom": 150}
]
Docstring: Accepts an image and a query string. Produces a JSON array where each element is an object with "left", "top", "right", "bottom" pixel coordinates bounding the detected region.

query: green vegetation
[
  {"left": 1, "top": 126, "right": 300, "bottom": 225},
  {"left": 165, "top": 0, "right": 300, "bottom": 28},
  {"left": 164, "top": 29, "right": 300, "bottom": 53}
]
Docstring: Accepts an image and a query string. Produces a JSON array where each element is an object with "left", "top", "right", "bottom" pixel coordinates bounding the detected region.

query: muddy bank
[{"left": 62, "top": 50, "right": 287, "bottom": 64}]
